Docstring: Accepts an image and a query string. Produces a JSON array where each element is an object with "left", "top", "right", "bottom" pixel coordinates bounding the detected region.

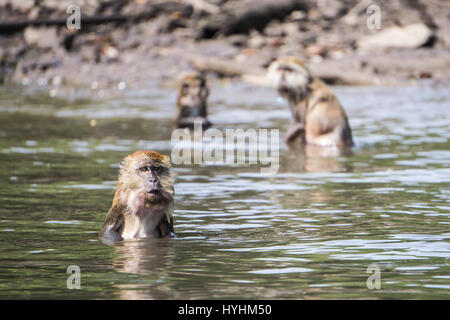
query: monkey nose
[{"left": 147, "top": 179, "right": 159, "bottom": 191}]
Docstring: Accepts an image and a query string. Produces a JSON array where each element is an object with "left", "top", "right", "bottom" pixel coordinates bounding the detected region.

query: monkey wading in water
[
  {"left": 268, "top": 56, "right": 353, "bottom": 148},
  {"left": 100, "top": 150, "right": 175, "bottom": 242},
  {"left": 174, "top": 73, "right": 211, "bottom": 130}
]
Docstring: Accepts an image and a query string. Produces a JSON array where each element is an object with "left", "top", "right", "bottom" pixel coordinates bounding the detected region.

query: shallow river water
[{"left": 0, "top": 82, "right": 449, "bottom": 299}]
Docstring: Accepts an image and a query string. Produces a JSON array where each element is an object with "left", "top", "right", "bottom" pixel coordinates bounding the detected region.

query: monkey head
[
  {"left": 118, "top": 150, "right": 175, "bottom": 204},
  {"left": 267, "top": 57, "right": 312, "bottom": 100},
  {"left": 100, "top": 150, "right": 176, "bottom": 241}
]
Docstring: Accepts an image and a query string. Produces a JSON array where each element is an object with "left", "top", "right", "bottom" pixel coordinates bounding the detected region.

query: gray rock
[
  {"left": 358, "top": 23, "right": 433, "bottom": 50},
  {"left": 0, "top": 0, "right": 34, "bottom": 11},
  {"left": 317, "top": 0, "right": 345, "bottom": 19},
  {"left": 24, "top": 27, "right": 59, "bottom": 49}
]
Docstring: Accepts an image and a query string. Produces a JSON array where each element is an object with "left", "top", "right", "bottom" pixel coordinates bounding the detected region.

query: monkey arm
[
  {"left": 307, "top": 124, "right": 351, "bottom": 148},
  {"left": 284, "top": 122, "right": 305, "bottom": 144},
  {"left": 100, "top": 205, "right": 125, "bottom": 242},
  {"left": 159, "top": 216, "right": 175, "bottom": 238}
]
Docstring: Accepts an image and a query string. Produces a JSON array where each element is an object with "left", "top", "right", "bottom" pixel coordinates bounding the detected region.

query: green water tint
[{"left": 0, "top": 84, "right": 448, "bottom": 299}]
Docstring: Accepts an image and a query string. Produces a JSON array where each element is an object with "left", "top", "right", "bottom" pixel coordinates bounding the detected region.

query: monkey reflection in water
[
  {"left": 268, "top": 56, "right": 354, "bottom": 149},
  {"left": 111, "top": 239, "right": 181, "bottom": 299},
  {"left": 100, "top": 150, "right": 175, "bottom": 242},
  {"left": 281, "top": 143, "right": 350, "bottom": 173}
]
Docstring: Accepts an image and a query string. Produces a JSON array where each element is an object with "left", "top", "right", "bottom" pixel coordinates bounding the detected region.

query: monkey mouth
[
  {"left": 279, "top": 84, "right": 293, "bottom": 92},
  {"left": 145, "top": 189, "right": 169, "bottom": 203},
  {"left": 147, "top": 190, "right": 159, "bottom": 195},
  {"left": 278, "top": 85, "right": 290, "bottom": 94}
]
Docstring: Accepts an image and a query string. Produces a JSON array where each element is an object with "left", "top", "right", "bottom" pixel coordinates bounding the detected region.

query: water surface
[{"left": 0, "top": 83, "right": 449, "bottom": 299}]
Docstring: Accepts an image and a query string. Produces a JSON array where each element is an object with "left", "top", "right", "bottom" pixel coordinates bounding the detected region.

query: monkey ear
[
  {"left": 119, "top": 158, "right": 129, "bottom": 174},
  {"left": 163, "top": 154, "right": 171, "bottom": 165}
]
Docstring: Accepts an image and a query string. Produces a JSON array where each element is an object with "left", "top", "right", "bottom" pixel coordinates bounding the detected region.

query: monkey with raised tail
[
  {"left": 268, "top": 57, "right": 353, "bottom": 148},
  {"left": 174, "top": 73, "right": 211, "bottom": 130},
  {"left": 100, "top": 150, "right": 175, "bottom": 242}
]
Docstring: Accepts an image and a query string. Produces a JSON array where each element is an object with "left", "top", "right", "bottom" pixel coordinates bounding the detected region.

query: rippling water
[{"left": 0, "top": 82, "right": 448, "bottom": 299}]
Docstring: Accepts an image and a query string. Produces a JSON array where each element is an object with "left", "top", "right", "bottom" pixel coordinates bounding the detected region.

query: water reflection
[
  {"left": 113, "top": 240, "right": 173, "bottom": 276},
  {"left": 282, "top": 143, "right": 351, "bottom": 173},
  {"left": 112, "top": 239, "right": 178, "bottom": 299}
]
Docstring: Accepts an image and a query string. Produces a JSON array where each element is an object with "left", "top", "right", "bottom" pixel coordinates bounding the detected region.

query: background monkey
[
  {"left": 100, "top": 150, "right": 175, "bottom": 242},
  {"left": 174, "top": 73, "right": 211, "bottom": 130},
  {"left": 268, "top": 56, "right": 353, "bottom": 148}
]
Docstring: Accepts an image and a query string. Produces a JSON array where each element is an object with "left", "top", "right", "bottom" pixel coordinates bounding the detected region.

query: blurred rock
[
  {"left": 248, "top": 31, "right": 266, "bottom": 49},
  {"left": 306, "top": 43, "right": 329, "bottom": 58},
  {"left": 358, "top": 23, "right": 434, "bottom": 50},
  {"left": 99, "top": 44, "right": 119, "bottom": 63},
  {"left": 24, "top": 27, "right": 59, "bottom": 49},
  {"left": 264, "top": 21, "right": 285, "bottom": 37},
  {"left": 196, "top": 0, "right": 307, "bottom": 39},
  {"left": 39, "top": 0, "right": 101, "bottom": 16},
  {"left": 0, "top": 0, "right": 449, "bottom": 87},
  {"left": 228, "top": 34, "right": 248, "bottom": 47},
  {"left": 317, "top": 0, "right": 345, "bottom": 19},
  {"left": 287, "top": 10, "right": 306, "bottom": 22}
]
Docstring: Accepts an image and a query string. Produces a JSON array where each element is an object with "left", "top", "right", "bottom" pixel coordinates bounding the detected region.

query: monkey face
[
  {"left": 268, "top": 57, "right": 311, "bottom": 98},
  {"left": 177, "top": 74, "right": 209, "bottom": 118},
  {"left": 120, "top": 151, "right": 175, "bottom": 203},
  {"left": 136, "top": 163, "right": 164, "bottom": 199},
  {"left": 101, "top": 150, "right": 175, "bottom": 241}
]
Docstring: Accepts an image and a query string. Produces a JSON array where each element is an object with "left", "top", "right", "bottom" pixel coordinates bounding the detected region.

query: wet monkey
[
  {"left": 100, "top": 150, "right": 175, "bottom": 242},
  {"left": 174, "top": 73, "right": 211, "bottom": 130},
  {"left": 268, "top": 56, "right": 353, "bottom": 148}
]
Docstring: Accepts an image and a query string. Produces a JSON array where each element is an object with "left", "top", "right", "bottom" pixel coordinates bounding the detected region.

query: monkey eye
[
  {"left": 151, "top": 165, "right": 162, "bottom": 174},
  {"left": 139, "top": 166, "right": 150, "bottom": 172},
  {"left": 279, "top": 66, "right": 293, "bottom": 73},
  {"left": 182, "top": 83, "right": 189, "bottom": 90}
]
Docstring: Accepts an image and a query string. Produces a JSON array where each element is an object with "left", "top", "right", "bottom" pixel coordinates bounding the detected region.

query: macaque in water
[
  {"left": 100, "top": 150, "right": 175, "bottom": 242},
  {"left": 268, "top": 56, "right": 353, "bottom": 148},
  {"left": 174, "top": 73, "right": 211, "bottom": 130}
]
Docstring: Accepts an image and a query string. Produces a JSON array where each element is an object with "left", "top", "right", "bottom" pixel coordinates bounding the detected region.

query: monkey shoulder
[
  {"left": 100, "top": 204, "right": 125, "bottom": 241},
  {"left": 309, "top": 80, "right": 347, "bottom": 116}
]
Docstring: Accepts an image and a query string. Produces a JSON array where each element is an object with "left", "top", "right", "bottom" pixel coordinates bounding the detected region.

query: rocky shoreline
[{"left": 1, "top": 0, "right": 449, "bottom": 91}]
